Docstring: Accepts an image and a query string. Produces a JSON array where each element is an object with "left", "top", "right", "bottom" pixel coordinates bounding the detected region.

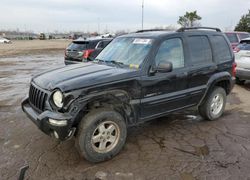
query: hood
[{"left": 32, "top": 62, "right": 138, "bottom": 92}]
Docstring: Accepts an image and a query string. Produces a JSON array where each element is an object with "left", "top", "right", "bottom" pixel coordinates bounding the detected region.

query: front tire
[
  {"left": 76, "top": 108, "right": 127, "bottom": 163},
  {"left": 199, "top": 87, "right": 226, "bottom": 121}
]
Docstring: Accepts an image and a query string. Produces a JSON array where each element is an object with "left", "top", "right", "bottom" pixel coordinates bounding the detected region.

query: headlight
[{"left": 52, "top": 90, "right": 63, "bottom": 108}]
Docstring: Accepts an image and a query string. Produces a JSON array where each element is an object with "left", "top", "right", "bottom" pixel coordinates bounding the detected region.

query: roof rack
[
  {"left": 176, "top": 27, "right": 221, "bottom": 32},
  {"left": 136, "top": 29, "right": 167, "bottom": 33}
]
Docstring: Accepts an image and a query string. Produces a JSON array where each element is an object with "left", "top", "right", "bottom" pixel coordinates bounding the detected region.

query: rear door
[{"left": 185, "top": 35, "right": 215, "bottom": 106}]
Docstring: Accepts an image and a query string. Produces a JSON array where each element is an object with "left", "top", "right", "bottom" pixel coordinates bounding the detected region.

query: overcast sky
[{"left": 0, "top": 0, "right": 249, "bottom": 33}]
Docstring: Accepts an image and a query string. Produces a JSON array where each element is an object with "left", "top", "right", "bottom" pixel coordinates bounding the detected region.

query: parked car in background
[
  {"left": 0, "top": 37, "right": 11, "bottom": 43},
  {"left": 22, "top": 27, "right": 235, "bottom": 163},
  {"left": 234, "top": 38, "right": 250, "bottom": 84},
  {"left": 225, "top": 32, "right": 250, "bottom": 50},
  {"left": 64, "top": 38, "right": 112, "bottom": 65}
]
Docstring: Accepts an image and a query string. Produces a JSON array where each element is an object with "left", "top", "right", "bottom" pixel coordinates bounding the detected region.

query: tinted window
[
  {"left": 68, "top": 42, "right": 88, "bottom": 50},
  {"left": 96, "top": 41, "right": 104, "bottom": 49},
  {"left": 225, "top": 33, "right": 238, "bottom": 43},
  {"left": 103, "top": 40, "right": 111, "bottom": 47},
  {"left": 155, "top": 38, "right": 184, "bottom": 69},
  {"left": 210, "top": 35, "right": 232, "bottom": 62},
  {"left": 187, "top": 36, "right": 212, "bottom": 65},
  {"left": 89, "top": 41, "right": 99, "bottom": 49},
  {"left": 238, "top": 33, "right": 250, "bottom": 40}
]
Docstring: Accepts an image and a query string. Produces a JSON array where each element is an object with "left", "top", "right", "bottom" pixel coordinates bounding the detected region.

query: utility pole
[{"left": 142, "top": 0, "right": 144, "bottom": 30}]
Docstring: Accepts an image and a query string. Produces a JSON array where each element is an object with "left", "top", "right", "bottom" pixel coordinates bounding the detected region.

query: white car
[
  {"left": 0, "top": 37, "right": 11, "bottom": 44},
  {"left": 234, "top": 38, "right": 250, "bottom": 85}
]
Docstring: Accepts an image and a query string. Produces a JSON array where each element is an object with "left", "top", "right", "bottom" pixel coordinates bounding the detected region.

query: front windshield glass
[{"left": 96, "top": 37, "right": 153, "bottom": 68}]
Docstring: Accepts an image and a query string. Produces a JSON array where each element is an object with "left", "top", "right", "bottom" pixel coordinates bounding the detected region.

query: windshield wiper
[
  {"left": 109, "top": 60, "right": 125, "bottom": 67},
  {"left": 94, "top": 59, "right": 125, "bottom": 68}
]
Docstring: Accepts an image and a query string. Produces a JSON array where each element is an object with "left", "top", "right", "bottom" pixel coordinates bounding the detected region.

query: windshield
[{"left": 96, "top": 37, "right": 153, "bottom": 68}]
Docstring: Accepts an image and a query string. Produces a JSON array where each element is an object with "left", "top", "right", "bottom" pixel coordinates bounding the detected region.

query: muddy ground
[{"left": 1, "top": 50, "right": 250, "bottom": 179}]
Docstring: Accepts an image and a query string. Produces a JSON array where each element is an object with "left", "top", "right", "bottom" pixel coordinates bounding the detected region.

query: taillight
[
  {"left": 83, "top": 49, "right": 94, "bottom": 59},
  {"left": 234, "top": 47, "right": 240, "bottom": 53},
  {"left": 232, "top": 62, "right": 237, "bottom": 77}
]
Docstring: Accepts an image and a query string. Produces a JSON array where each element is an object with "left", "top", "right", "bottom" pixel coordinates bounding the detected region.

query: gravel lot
[{"left": 1, "top": 41, "right": 250, "bottom": 180}]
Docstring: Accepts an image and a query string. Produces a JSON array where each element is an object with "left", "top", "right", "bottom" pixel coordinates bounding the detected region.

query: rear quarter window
[
  {"left": 210, "top": 35, "right": 232, "bottom": 62},
  {"left": 187, "top": 36, "right": 213, "bottom": 65}
]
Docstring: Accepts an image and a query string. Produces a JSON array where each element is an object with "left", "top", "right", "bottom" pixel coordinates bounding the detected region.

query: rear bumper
[
  {"left": 236, "top": 68, "right": 250, "bottom": 80},
  {"left": 64, "top": 59, "right": 81, "bottom": 65},
  {"left": 21, "top": 98, "right": 75, "bottom": 141}
]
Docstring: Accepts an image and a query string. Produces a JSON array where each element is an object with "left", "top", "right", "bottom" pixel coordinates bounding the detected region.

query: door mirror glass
[{"left": 156, "top": 61, "right": 173, "bottom": 73}]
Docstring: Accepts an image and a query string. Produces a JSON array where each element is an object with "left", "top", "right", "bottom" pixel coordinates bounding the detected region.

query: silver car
[{"left": 235, "top": 38, "right": 250, "bottom": 85}]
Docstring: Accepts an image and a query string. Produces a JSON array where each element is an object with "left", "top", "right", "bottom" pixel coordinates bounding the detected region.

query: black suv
[
  {"left": 64, "top": 38, "right": 112, "bottom": 65},
  {"left": 22, "top": 27, "right": 235, "bottom": 162}
]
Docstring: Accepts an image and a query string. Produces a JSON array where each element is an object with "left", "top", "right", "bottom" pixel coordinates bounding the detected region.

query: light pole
[{"left": 142, "top": 0, "right": 144, "bottom": 30}]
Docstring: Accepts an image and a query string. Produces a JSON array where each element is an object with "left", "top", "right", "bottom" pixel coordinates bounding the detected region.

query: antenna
[{"left": 142, "top": 0, "right": 144, "bottom": 30}]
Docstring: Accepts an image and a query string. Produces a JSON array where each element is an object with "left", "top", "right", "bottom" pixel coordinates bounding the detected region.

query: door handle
[
  {"left": 209, "top": 66, "right": 217, "bottom": 71},
  {"left": 176, "top": 72, "right": 188, "bottom": 78}
]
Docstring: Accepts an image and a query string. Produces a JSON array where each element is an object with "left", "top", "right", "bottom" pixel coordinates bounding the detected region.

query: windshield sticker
[
  {"left": 133, "top": 39, "right": 152, "bottom": 45},
  {"left": 129, "top": 64, "right": 139, "bottom": 69}
]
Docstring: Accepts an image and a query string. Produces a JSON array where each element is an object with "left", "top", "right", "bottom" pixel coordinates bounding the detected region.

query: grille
[{"left": 29, "top": 84, "right": 48, "bottom": 111}]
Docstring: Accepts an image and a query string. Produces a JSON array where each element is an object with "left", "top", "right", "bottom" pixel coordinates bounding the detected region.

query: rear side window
[
  {"left": 210, "top": 35, "right": 232, "bottom": 62},
  {"left": 225, "top": 33, "right": 238, "bottom": 43},
  {"left": 187, "top": 36, "right": 212, "bottom": 65},
  {"left": 89, "top": 41, "right": 99, "bottom": 49},
  {"left": 96, "top": 41, "right": 104, "bottom": 49}
]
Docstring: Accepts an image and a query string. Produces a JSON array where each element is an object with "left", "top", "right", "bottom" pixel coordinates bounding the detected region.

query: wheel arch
[
  {"left": 75, "top": 90, "right": 137, "bottom": 127},
  {"left": 199, "top": 72, "right": 233, "bottom": 106}
]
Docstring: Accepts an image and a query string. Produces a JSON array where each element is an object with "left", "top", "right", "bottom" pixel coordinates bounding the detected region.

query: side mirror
[{"left": 156, "top": 61, "right": 173, "bottom": 73}]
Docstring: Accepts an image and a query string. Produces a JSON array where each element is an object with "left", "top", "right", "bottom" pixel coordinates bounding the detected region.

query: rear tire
[
  {"left": 236, "top": 77, "right": 245, "bottom": 85},
  {"left": 75, "top": 108, "right": 127, "bottom": 163},
  {"left": 199, "top": 87, "right": 226, "bottom": 121}
]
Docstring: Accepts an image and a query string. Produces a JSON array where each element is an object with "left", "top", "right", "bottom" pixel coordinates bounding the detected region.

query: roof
[
  {"left": 73, "top": 37, "right": 112, "bottom": 43},
  {"left": 120, "top": 29, "right": 222, "bottom": 39},
  {"left": 120, "top": 31, "right": 177, "bottom": 39}
]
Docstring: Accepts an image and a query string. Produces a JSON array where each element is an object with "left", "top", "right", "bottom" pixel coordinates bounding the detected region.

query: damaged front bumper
[{"left": 21, "top": 98, "right": 76, "bottom": 141}]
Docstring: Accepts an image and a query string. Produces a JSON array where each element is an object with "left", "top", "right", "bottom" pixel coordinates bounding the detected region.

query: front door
[{"left": 140, "top": 37, "right": 190, "bottom": 120}]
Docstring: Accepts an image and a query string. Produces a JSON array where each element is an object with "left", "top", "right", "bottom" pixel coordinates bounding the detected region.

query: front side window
[
  {"left": 96, "top": 37, "right": 153, "bottom": 67},
  {"left": 187, "top": 36, "right": 212, "bottom": 65},
  {"left": 155, "top": 38, "right": 184, "bottom": 69}
]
